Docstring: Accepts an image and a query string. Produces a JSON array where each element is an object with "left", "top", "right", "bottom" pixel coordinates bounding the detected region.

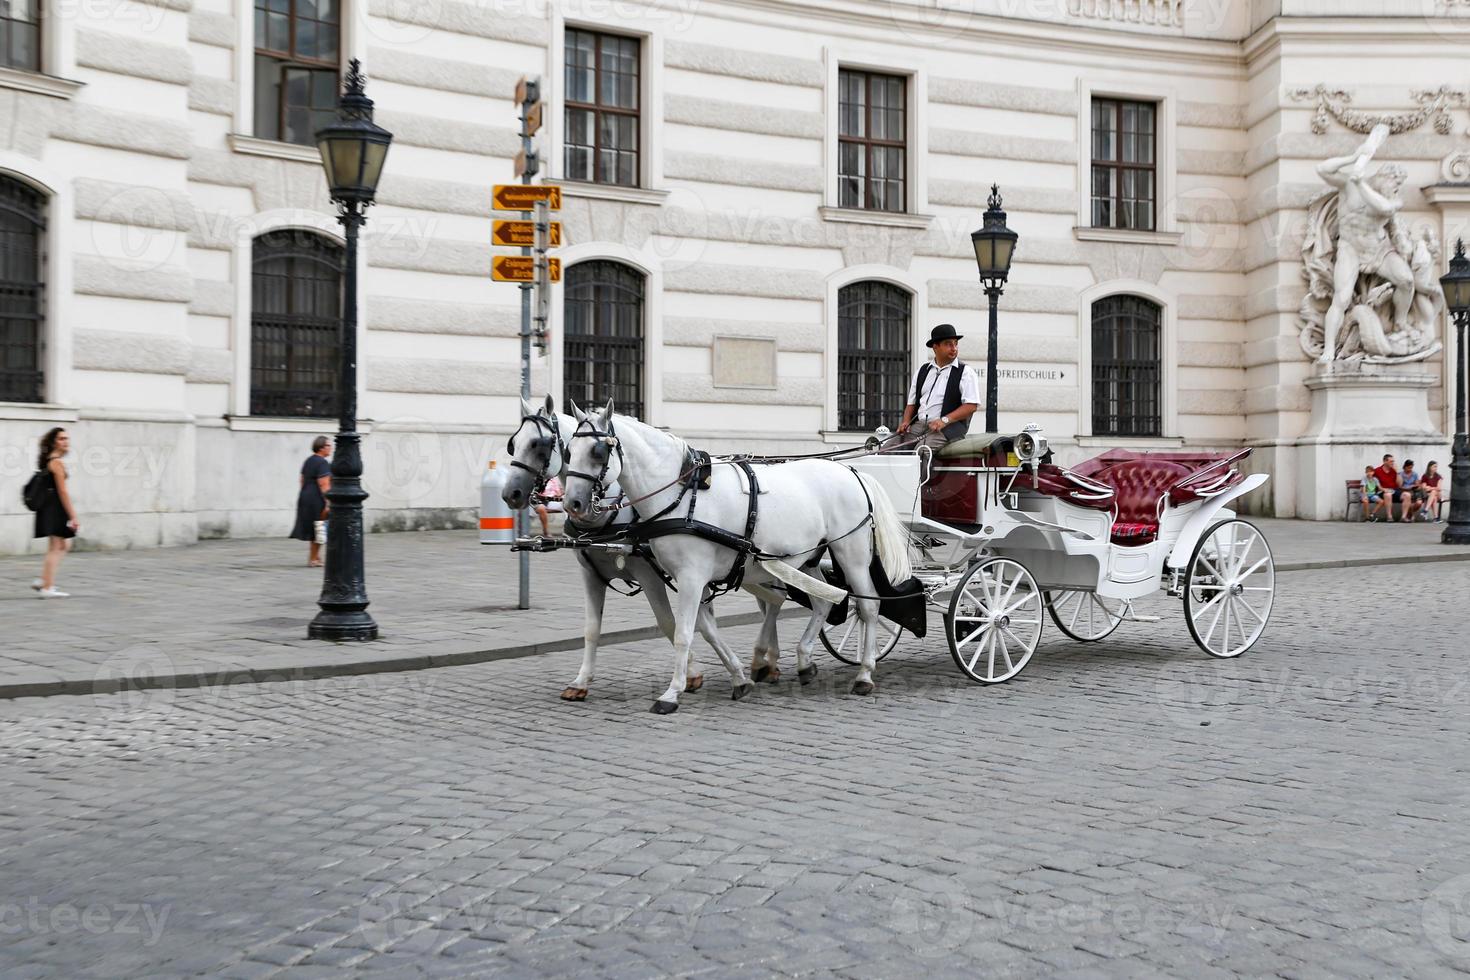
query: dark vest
[{"left": 914, "top": 360, "right": 970, "bottom": 442}]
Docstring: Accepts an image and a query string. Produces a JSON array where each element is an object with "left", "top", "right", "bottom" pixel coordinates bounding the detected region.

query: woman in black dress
[
  {"left": 290, "top": 436, "right": 332, "bottom": 566},
  {"left": 32, "top": 427, "right": 78, "bottom": 599}
]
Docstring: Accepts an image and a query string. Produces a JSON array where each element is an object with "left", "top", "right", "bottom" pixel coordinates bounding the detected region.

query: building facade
[{"left": 1, "top": 0, "right": 1467, "bottom": 553}]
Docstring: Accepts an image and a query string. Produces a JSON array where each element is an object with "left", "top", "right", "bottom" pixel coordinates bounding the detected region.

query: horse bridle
[
  {"left": 507, "top": 413, "right": 565, "bottom": 494},
  {"left": 568, "top": 416, "right": 623, "bottom": 510}
]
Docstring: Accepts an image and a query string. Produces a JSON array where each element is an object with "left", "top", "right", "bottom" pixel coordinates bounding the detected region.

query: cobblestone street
[{"left": 2, "top": 561, "right": 1469, "bottom": 978}]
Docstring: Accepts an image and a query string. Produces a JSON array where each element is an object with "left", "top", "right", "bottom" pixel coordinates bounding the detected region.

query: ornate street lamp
[
  {"left": 971, "top": 184, "right": 1019, "bottom": 433},
  {"left": 1440, "top": 238, "right": 1470, "bottom": 546},
  {"left": 308, "top": 59, "right": 392, "bottom": 641}
]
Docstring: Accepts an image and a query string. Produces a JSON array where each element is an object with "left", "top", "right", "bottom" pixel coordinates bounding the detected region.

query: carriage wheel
[
  {"left": 945, "top": 557, "right": 1044, "bottom": 684},
  {"left": 1045, "top": 591, "right": 1125, "bottom": 643},
  {"left": 820, "top": 614, "right": 902, "bottom": 665},
  {"left": 1183, "top": 519, "right": 1275, "bottom": 659}
]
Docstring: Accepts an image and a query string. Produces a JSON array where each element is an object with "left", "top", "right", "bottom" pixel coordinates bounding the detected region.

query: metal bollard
[{"left": 480, "top": 460, "right": 516, "bottom": 544}]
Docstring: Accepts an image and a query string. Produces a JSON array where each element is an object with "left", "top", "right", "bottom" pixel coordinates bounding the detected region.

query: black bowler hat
[{"left": 926, "top": 323, "right": 964, "bottom": 348}]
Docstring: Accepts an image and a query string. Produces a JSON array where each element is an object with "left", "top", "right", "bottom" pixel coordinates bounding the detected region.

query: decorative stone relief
[
  {"left": 1289, "top": 84, "right": 1466, "bottom": 135},
  {"left": 1441, "top": 151, "right": 1470, "bottom": 183},
  {"left": 1298, "top": 125, "right": 1445, "bottom": 367}
]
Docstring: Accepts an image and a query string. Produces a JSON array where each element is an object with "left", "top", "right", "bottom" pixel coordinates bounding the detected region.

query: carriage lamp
[
  {"left": 1440, "top": 239, "right": 1470, "bottom": 545},
  {"left": 308, "top": 60, "right": 393, "bottom": 642},
  {"left": 1014, "top": 424, "right": 1047, "bottom": 464},
  {"left": 971, "top": 185, "right": 1019, "bottom": 433}
]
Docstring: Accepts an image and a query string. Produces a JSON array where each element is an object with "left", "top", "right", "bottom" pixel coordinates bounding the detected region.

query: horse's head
[
  {"left": 563, "top": 398, "right": 620, "bottom": 519},
  {"left": 502, "top": 394, "right": 562, "bottom": 510}
]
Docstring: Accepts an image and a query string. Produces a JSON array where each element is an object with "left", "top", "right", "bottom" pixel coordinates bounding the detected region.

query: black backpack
[{"left": 22, "top": 470, "right": 47, "bottom": 512}]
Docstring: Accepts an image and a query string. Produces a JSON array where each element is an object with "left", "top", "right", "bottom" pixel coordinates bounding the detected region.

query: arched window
[
  {"left": 1091, "top": 294, "right": 1162, "bottom": 438},
  {"left": 564, "top": 260, "right": 645, "bottom": 419},
  {"left": 250, "top": 230, "right": 342, "bottom": 418},
  {"left": 0, "top": 175, "right": 46, "bottom": 404},
  {"left": 254, "top": 0, "right": 341, "bottom": 145},
  {"left": 837, "top": 280, "right": 910, "bottom": 431}
]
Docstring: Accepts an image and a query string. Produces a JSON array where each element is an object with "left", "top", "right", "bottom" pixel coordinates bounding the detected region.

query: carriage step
[{"left": 1125, "top": 613, "right": 1163, "bottom": 623}]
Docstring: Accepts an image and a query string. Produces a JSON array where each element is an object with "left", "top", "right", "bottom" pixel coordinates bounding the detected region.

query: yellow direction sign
[
  {"left": 492, "top": 184, "right": 561, "bottom": 212},
  {"left": 492, "top": 220, "right": 563, "bottom": 247},
  {"left": 525, "top": 101, "right": 543, "bottom": 135},
  {"left": 493, "top": 256, "right": 561, "bottom": 282}
]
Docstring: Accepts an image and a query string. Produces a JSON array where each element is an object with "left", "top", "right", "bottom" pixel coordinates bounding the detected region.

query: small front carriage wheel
[
  {"left": 1183, "top": 518, "right": 1275, "bottom": 659},
  {"left": 819, "top": 613, "right": 903, "bottom": 665},
  {"left": 945, "top": 557, "right": 1044, "bottom": 684},
  {"left": 1045, "top": 591, "right": 1125, "bottom": 643}
]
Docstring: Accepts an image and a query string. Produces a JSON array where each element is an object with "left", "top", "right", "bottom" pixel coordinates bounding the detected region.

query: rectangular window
[
  {"left": 1091, "top": 98, "right": 1156, "bottom": 231},
  {"left": 254, "top": 0, "right": 340, "bottom": 146},
  {"left": 838, "top": 69, "right": 907, "bottom": 213},
  {"left": 564, "top": 29, "right": 640, "bottom": 188},
  {"left": 0, "top": 0, "right": 40, "bottom": 72}
]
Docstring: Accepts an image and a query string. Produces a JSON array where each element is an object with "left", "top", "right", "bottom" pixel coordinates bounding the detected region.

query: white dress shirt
[{"left": 907, "top": 360, "right": 980, "bottom": 421}]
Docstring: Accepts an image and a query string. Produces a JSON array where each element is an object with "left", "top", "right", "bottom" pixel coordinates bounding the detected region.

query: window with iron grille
[
  {"left": 1091, "top": 295, "right": 1162, "bottom": 438},
  {"left": 838, "top": 281, "right": 911, "bottom": 431},
  {"left": 1, "top": 0, "right": 40, "bottom": 71},
  {"left": 564, "top": 29, "right": 639, "bottom": 187},
  {"left": 564, "top": 261, "right": 645, "bottom": 419},
  {"left": 838, "top": 69, "right": 907, "bottom": 213},
  {"left": 254, "top": 0, "right": 340, "bottom": 146},
  {"left": 250, "top": 230, "right": 342, "bottom": 418},
  {"left": 0, "top": 175, "right": 45, "bottom": 404},
  {"left": 1091, "top": 98, "right": 1156, "bottom": 231}
]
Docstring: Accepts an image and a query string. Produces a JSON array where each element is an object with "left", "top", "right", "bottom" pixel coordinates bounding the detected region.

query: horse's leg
[
  {"left": 633, "top": 565, "right": 704, "bottom": 692},
  {"left": 831, "top": 540, "right": 882, "bottom": 696},
  {"left": 750, "top": 600, "right": 785, "bottom": 683},
  {"left": 694, "top": 601, "right": 750, "bottom": 690},
  {"left": 562, "top": 558, "right": 606, "bottom": 701},
  {"left": 652, "top": 581, "right": 704, "bottom": 715},
  {"left": 794, "top": 600, "right": 831, "bottom": 686}
]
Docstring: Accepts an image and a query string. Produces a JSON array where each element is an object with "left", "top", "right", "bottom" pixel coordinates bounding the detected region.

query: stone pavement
[
  {"left": 0, "top": 517, "right": 1465, "bottom": 700},
  {"left": 1, "top": 560, "right": 1468, "bottom": 977}
]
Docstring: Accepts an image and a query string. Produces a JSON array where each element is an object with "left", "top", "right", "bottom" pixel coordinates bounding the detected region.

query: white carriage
[{"left": 819, "top": 426, "right": 1275, "bottom": 684}]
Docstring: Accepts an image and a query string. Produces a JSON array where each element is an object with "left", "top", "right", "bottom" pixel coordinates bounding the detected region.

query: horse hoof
[
  {"left": 752, "top": 665, "right": 772, "bottom": 683},
  {"left": 650, "top": 700, "right": 679, "bottom": 715},
  {"left": 685, "top": 674, "right": 705, "bottom": 693},
  {"left": 851, "top": 680, "right": 876, "bottom": 697},
  {"left": 798, "top": 666, "right": 818, "bottom": 686},
  {"left": 561, "top": 687, "right": 588, "bottom": 701},
  {"left": 731, "top": 683, "right": 754, "bottom": 702}
]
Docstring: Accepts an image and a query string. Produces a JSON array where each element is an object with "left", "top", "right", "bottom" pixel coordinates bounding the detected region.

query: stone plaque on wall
[{"left": 712, "top": 336, "right": 777, "bottom": 389}]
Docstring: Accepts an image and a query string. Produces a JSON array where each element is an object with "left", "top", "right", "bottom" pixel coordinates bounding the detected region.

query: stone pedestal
[{"left": 1293, "top": 367, "right": 1449, "bottom": 520}]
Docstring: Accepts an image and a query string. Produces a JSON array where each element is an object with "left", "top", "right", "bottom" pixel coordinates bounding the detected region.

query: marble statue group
[{"left": 1299, "top": 123, "right": 1445, "bottom": 367}]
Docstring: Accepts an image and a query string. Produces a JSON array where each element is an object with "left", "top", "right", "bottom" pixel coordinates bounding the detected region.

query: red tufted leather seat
[{"left": 1089, "top": 459, "right": 1193, "bottom": 546}]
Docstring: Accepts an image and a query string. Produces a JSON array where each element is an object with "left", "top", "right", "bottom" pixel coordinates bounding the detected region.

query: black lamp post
[
  {"left": 1440, "top": 238, "right": 1470, "bottom": 546},
  {"left": 971, "top": 184, "right": 1019, "bottom": 433},
  {"left": 308, "top": 59, "right": 392, "bottom": 641}
]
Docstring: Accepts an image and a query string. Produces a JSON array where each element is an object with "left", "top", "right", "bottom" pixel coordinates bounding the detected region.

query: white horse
[
  {"left": 563, "top": 400, "right": 912, "bottom": 714},
  {"left": 501, "top": 396, "right": 784, "bottom": 702}
]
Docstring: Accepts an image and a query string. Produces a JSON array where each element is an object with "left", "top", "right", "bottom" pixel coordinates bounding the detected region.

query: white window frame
[
  {"left": 547, "top": 12, "right": 664, "bottom": 197},
  {"left": 233, "top": 0, "right": 366, "bottom": 157},
  {"left": 1075, "top": 78, "right": 1180, "bottom": 243},
  {"left": 822, "top": 46, "right": 929, "bottom": 221},
  {"left": 823, "top": 265, "right": 928, "bottom": 435},
  {"left": 0, "top": 155, "right": 73, "bottom": 414},
  {"left": 1077, "top": 280, "right": 1178, "bottom": 441},
  {"left": 549, "top": 242, "right": 664, "bottom": 427},
  {"left": 232, "top": 210, "right": 362, "bottom": 419}
]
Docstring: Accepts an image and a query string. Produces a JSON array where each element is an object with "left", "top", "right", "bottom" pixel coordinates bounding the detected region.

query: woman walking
[
  {"left": 290, "top": 436, "right": 332, "bottom": 566},
  {"left": 31, "top": 427, "right": 78, "bottom": 599}
]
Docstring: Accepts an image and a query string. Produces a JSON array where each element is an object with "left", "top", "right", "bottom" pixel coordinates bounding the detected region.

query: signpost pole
[{"left": 514, "top": 79, "right": 539, "bottom": 611}]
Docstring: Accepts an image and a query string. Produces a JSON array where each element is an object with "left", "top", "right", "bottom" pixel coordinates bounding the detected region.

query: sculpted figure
[{"left": 1298, "top": 123, "right": 1442, "bottom": 366}]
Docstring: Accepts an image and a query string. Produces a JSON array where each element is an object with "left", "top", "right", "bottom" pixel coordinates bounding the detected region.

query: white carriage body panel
[{"left": 1165, "top": 474, "right": 1269, "bottom": 569}]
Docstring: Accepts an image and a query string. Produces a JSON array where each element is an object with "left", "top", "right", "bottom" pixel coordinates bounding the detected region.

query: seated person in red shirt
[{"left": 1373, "top": 454, "right": 1404, "bottom": 521}]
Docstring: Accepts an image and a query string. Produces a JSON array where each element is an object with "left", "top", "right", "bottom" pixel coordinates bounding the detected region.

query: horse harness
[
  {"left": 570, "top": 416, "right": 763, "bottom": 600},
  {"left": 507, "top": 412, "right": 565, "bottom": 500}
]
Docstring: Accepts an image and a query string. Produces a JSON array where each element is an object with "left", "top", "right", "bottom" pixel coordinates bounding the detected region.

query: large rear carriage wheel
[
  {"left": 945, "top": 557, "right": 1044, "bottom": 684},
  {"left": 1045, "top": 590, "right": 1125, "bottom": 642},
  {"left": 1183, "top": 519, "right": 1275, "bottom": 659}
]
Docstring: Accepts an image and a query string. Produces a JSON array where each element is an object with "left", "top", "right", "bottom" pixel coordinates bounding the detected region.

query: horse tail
[{"left": 857, "top": 472, "right": 912, "bottom": 584}]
